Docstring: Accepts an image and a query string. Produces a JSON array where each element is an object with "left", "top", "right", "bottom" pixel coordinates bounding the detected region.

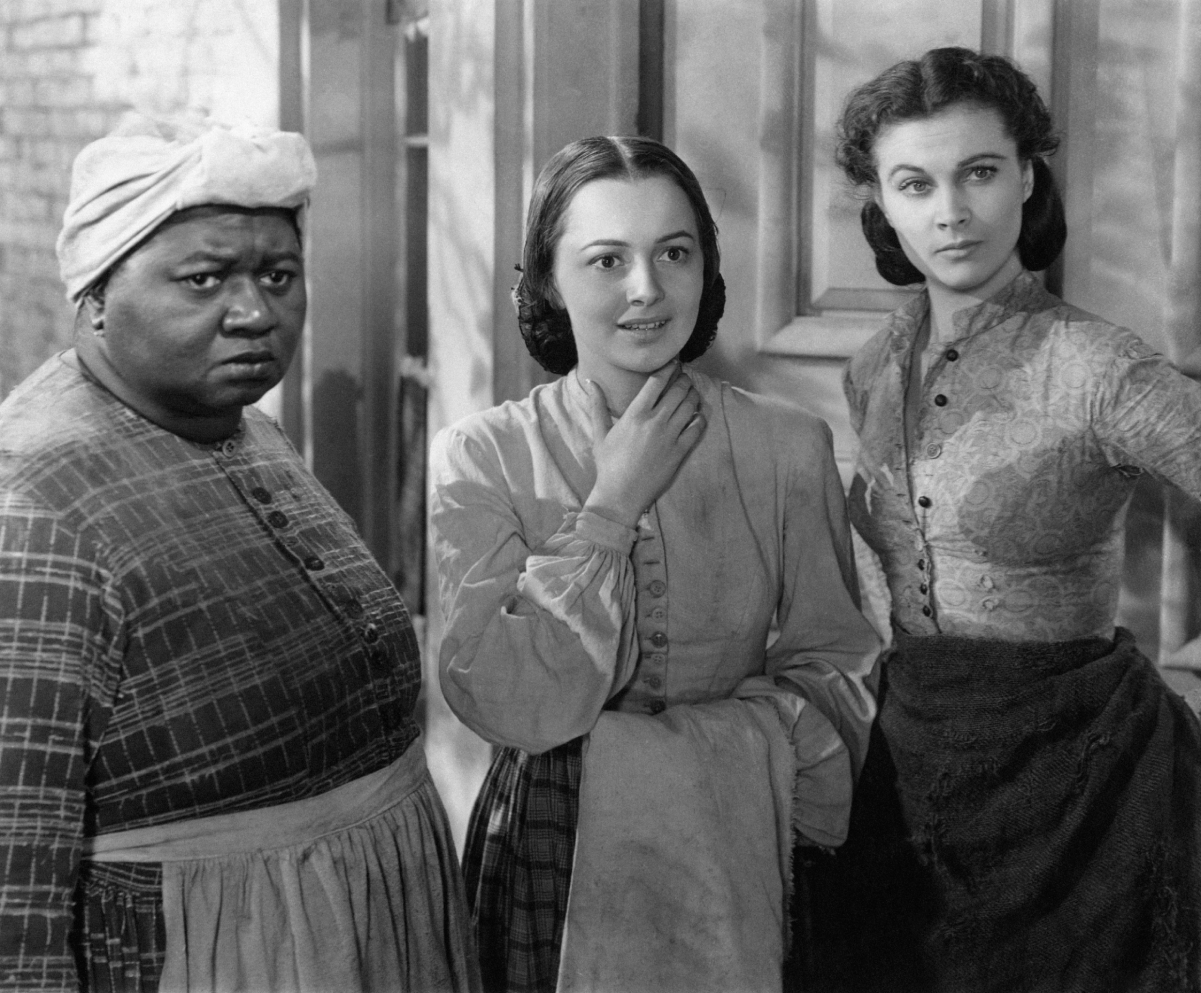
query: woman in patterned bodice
[{"left": 806, "top": 46, "right": 1201, "bottom": 993}]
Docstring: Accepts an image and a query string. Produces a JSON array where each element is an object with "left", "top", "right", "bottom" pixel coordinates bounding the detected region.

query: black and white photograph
[{"left": 2, "top": 2, "right": 1200, "bottom": 991}]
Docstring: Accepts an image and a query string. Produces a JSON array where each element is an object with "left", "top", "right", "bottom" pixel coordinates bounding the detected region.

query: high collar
[{"left": 885, "top": 270, "right": 1055, "bottom": 358}]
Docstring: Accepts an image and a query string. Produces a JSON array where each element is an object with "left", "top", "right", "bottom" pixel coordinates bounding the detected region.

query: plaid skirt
[
  {"left": 462, "top": 738, "right": 583, "bottom": 993},
  {"left": 805, "top": 626, "right": 1201, "bottom": 993}
]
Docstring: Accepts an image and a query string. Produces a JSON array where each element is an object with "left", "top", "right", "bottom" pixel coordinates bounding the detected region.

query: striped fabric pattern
[{"left": 0, "top": 355, "right": 422, "bottom": 991}]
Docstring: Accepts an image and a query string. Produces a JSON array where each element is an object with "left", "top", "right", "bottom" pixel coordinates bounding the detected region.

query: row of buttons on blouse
[
  {"left": 923, "top": 349, "right": 959, "bottom": 449},
  {"left": 248, "top": 480, "right": 389, "bottom": 670},
  {"left": 926, "top": 348, "right": 959, "bottom": 446},
  {"left": 916, "top": 557, "right": 932, "bottom": 617},
  {"left": 643, "top": 578, "right": 668, "bottom": 713},
  {"left": 910, "top": 347, "right": 958, "bottom": 622}
]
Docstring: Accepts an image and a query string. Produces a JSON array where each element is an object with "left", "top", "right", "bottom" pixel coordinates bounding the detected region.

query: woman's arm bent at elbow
[
  {"left": 748, "top": 414, "right": 881, "bottom": 846},
  {"left": 428, "top": 424, "right": 640, "bottom": 754}
]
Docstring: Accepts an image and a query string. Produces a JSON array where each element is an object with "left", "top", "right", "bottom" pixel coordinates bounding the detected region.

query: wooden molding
[{"left": 753, "top": 0, "right": 1054, "bottom": 359}]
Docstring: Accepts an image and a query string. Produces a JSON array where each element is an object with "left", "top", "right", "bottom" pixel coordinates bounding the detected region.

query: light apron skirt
[{"left": 83, "top": 740, "right": 480, "bottom": 993}]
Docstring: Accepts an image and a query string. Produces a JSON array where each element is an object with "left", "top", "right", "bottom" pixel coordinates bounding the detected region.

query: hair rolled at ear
[
  {"left": 837, "top": 46, "right": 1068, "bottom": 286},
  {"left": 511, "top": 135, "right": 727, "bottom": 375}
]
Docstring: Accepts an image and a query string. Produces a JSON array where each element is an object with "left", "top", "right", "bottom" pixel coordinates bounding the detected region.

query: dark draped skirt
[{"left": 804, "top": 626, "right": 1201, "bottom": 993}]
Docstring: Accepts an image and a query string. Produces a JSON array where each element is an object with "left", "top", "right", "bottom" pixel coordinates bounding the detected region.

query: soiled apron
[{"left": 83, "top": 741, "right": 480, "bottom": 993}]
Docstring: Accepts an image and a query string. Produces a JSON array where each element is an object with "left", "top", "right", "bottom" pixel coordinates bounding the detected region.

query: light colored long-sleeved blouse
[
  {"left": 429, "top": 367, "right": 880, "bottom": 790},
  {"left": 844, "top": 269, "right": 1201, "bottom": 642}
]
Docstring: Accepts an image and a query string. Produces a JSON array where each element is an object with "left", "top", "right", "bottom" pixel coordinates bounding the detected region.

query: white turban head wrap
[{"left": 56, "top": 111, "right": 318, "bottom": 302}]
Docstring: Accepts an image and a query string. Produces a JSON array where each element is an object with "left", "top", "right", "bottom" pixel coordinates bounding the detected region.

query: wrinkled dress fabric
[
  {"left": 161, "top": 776, "right": 470, "bottom": 993},
  {"left": 555, "top": 695, "right": 796, "bottom": 993},
  {"left": 462, "top": 742, "right": 583, "bottom": 993},
  {"left": 809, "top": 272, "right": 1201, "bottom": 993},
  {"left": 430, "top": 368, "right": 882, "bottom": 993},
  {"left": 83, "top": 747, "right": 476, "bottom": 993},
  {"left": 0, "top": 354, "right": 477, "bottom": 993},
  {"left": 811, "top": 628, "right": 1201, "bottom": 992}
]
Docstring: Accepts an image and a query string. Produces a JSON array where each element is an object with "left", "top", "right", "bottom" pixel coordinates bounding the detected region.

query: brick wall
[{"left": 0, "top": 0, "right": 279, "bottom": 399}]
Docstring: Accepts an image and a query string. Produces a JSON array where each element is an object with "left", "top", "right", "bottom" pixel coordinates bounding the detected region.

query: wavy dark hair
[
  {"left": 836, "top": 46, "right": 1066, "bottom": 286},
  {"left": 513, "top": 135, "right": 725, "bottom": 375}
]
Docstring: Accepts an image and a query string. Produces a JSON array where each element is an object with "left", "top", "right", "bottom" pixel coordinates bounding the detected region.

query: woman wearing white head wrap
[
  {"left": 0, "top": 114, "right": 479, "bottom": 992},
  {"left": 58, "top": 111, "right": 316, "bottom": 303}
]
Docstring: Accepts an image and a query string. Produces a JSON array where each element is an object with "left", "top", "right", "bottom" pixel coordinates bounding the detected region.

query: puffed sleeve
[
  {"left": 428, "top": 423, "right": 640, "bottom": 753},
  {"left": 0, "top": 487, "right": 118, "bottom": 991},
  {"left": 1090, "top": 325, "right": 1201, "bottom": 501},
  {"left": 729, "top": 408, "right": 880, "bottom": 847}
]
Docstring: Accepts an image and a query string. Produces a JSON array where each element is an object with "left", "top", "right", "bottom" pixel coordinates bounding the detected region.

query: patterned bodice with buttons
[{"left": 844, "top": 270, "right": 1201, "bottom": 642}]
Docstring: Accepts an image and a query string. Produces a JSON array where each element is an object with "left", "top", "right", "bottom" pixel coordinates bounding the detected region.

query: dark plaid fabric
[
  {"left": 0, "top": 356, "right": 422, "bottom": 991},
  {"left": 463, "top": 738, "right": 583, "bottom": 993},
  {"left": 74, "top": 863, "right": 165, "bottom": 993},
  {"left": 805, "top": 627, "right": 1201, "bottom": 993}
]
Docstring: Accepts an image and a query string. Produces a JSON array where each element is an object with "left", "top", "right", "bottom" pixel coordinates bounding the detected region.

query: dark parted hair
[
  {"left": 836, "top": 46, "right": 1066, "bottom": 286},
  {"left": 513, "top": 135, "right": 726, "bottom": 375}
]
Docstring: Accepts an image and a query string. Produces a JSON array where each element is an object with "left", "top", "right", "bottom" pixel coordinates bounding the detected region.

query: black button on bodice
[
  {"left": 934, "top": 394, "right": 948, "bottom": 407},
  {"left": 922, "top": 606, "right": 933, "bottom": 616},
  {"left": 649, "top": 700, "right": 666, "bottom": 715},
  {"left": 362, "top": 623, "right": 381, "bottom": 644},
  {"left": 946, "top": 348, "right": 959, "bottom": 361},
  {"left": 918, "top": 496, "right": 932, "bottom": 508},
  {"left": 650, "top": 631, "right": 668, "bottom": 649},
  {"left": 917, "top": 559, "right": 926, "bottom": 571},
  {"left": 267, "top": 510, "right": 289, "bottom": 528},
  {"left": 251, "top": 487, "right": 273, "bottom": 504},
  {"left": 919, "top": 583, "right": 928, "bottom": 594},
  {"left": 304, "top": 556, "right": 325, "bottom": 571}
]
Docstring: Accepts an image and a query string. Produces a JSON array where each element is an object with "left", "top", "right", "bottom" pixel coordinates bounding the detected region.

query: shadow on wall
[
  {"left": 420, "top": 2, "right": 507, "bottom": 851},
  {"left": 312, "top": 368, "right": 363, "bottom": 524}
]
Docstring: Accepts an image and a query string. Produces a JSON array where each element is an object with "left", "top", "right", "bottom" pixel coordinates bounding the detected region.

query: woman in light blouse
[
  {"left": 808, "top": 46, "right": 1201, "bottom": 993},
  {"left": 429, "top": 135, "right": 880, "bottom": 992}
]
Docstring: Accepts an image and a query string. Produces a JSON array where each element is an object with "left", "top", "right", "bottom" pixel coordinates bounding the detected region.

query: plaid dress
[
  {"left": 0, "top": 355, "right": 433, "bottom": 991},
  {"left": 462, "top": 740, "right": 582, "bottom": 993}
]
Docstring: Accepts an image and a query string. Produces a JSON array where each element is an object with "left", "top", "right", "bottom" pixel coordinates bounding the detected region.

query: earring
[{"left": 90, "top": 313, "right": 105, "bottom": 337}]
